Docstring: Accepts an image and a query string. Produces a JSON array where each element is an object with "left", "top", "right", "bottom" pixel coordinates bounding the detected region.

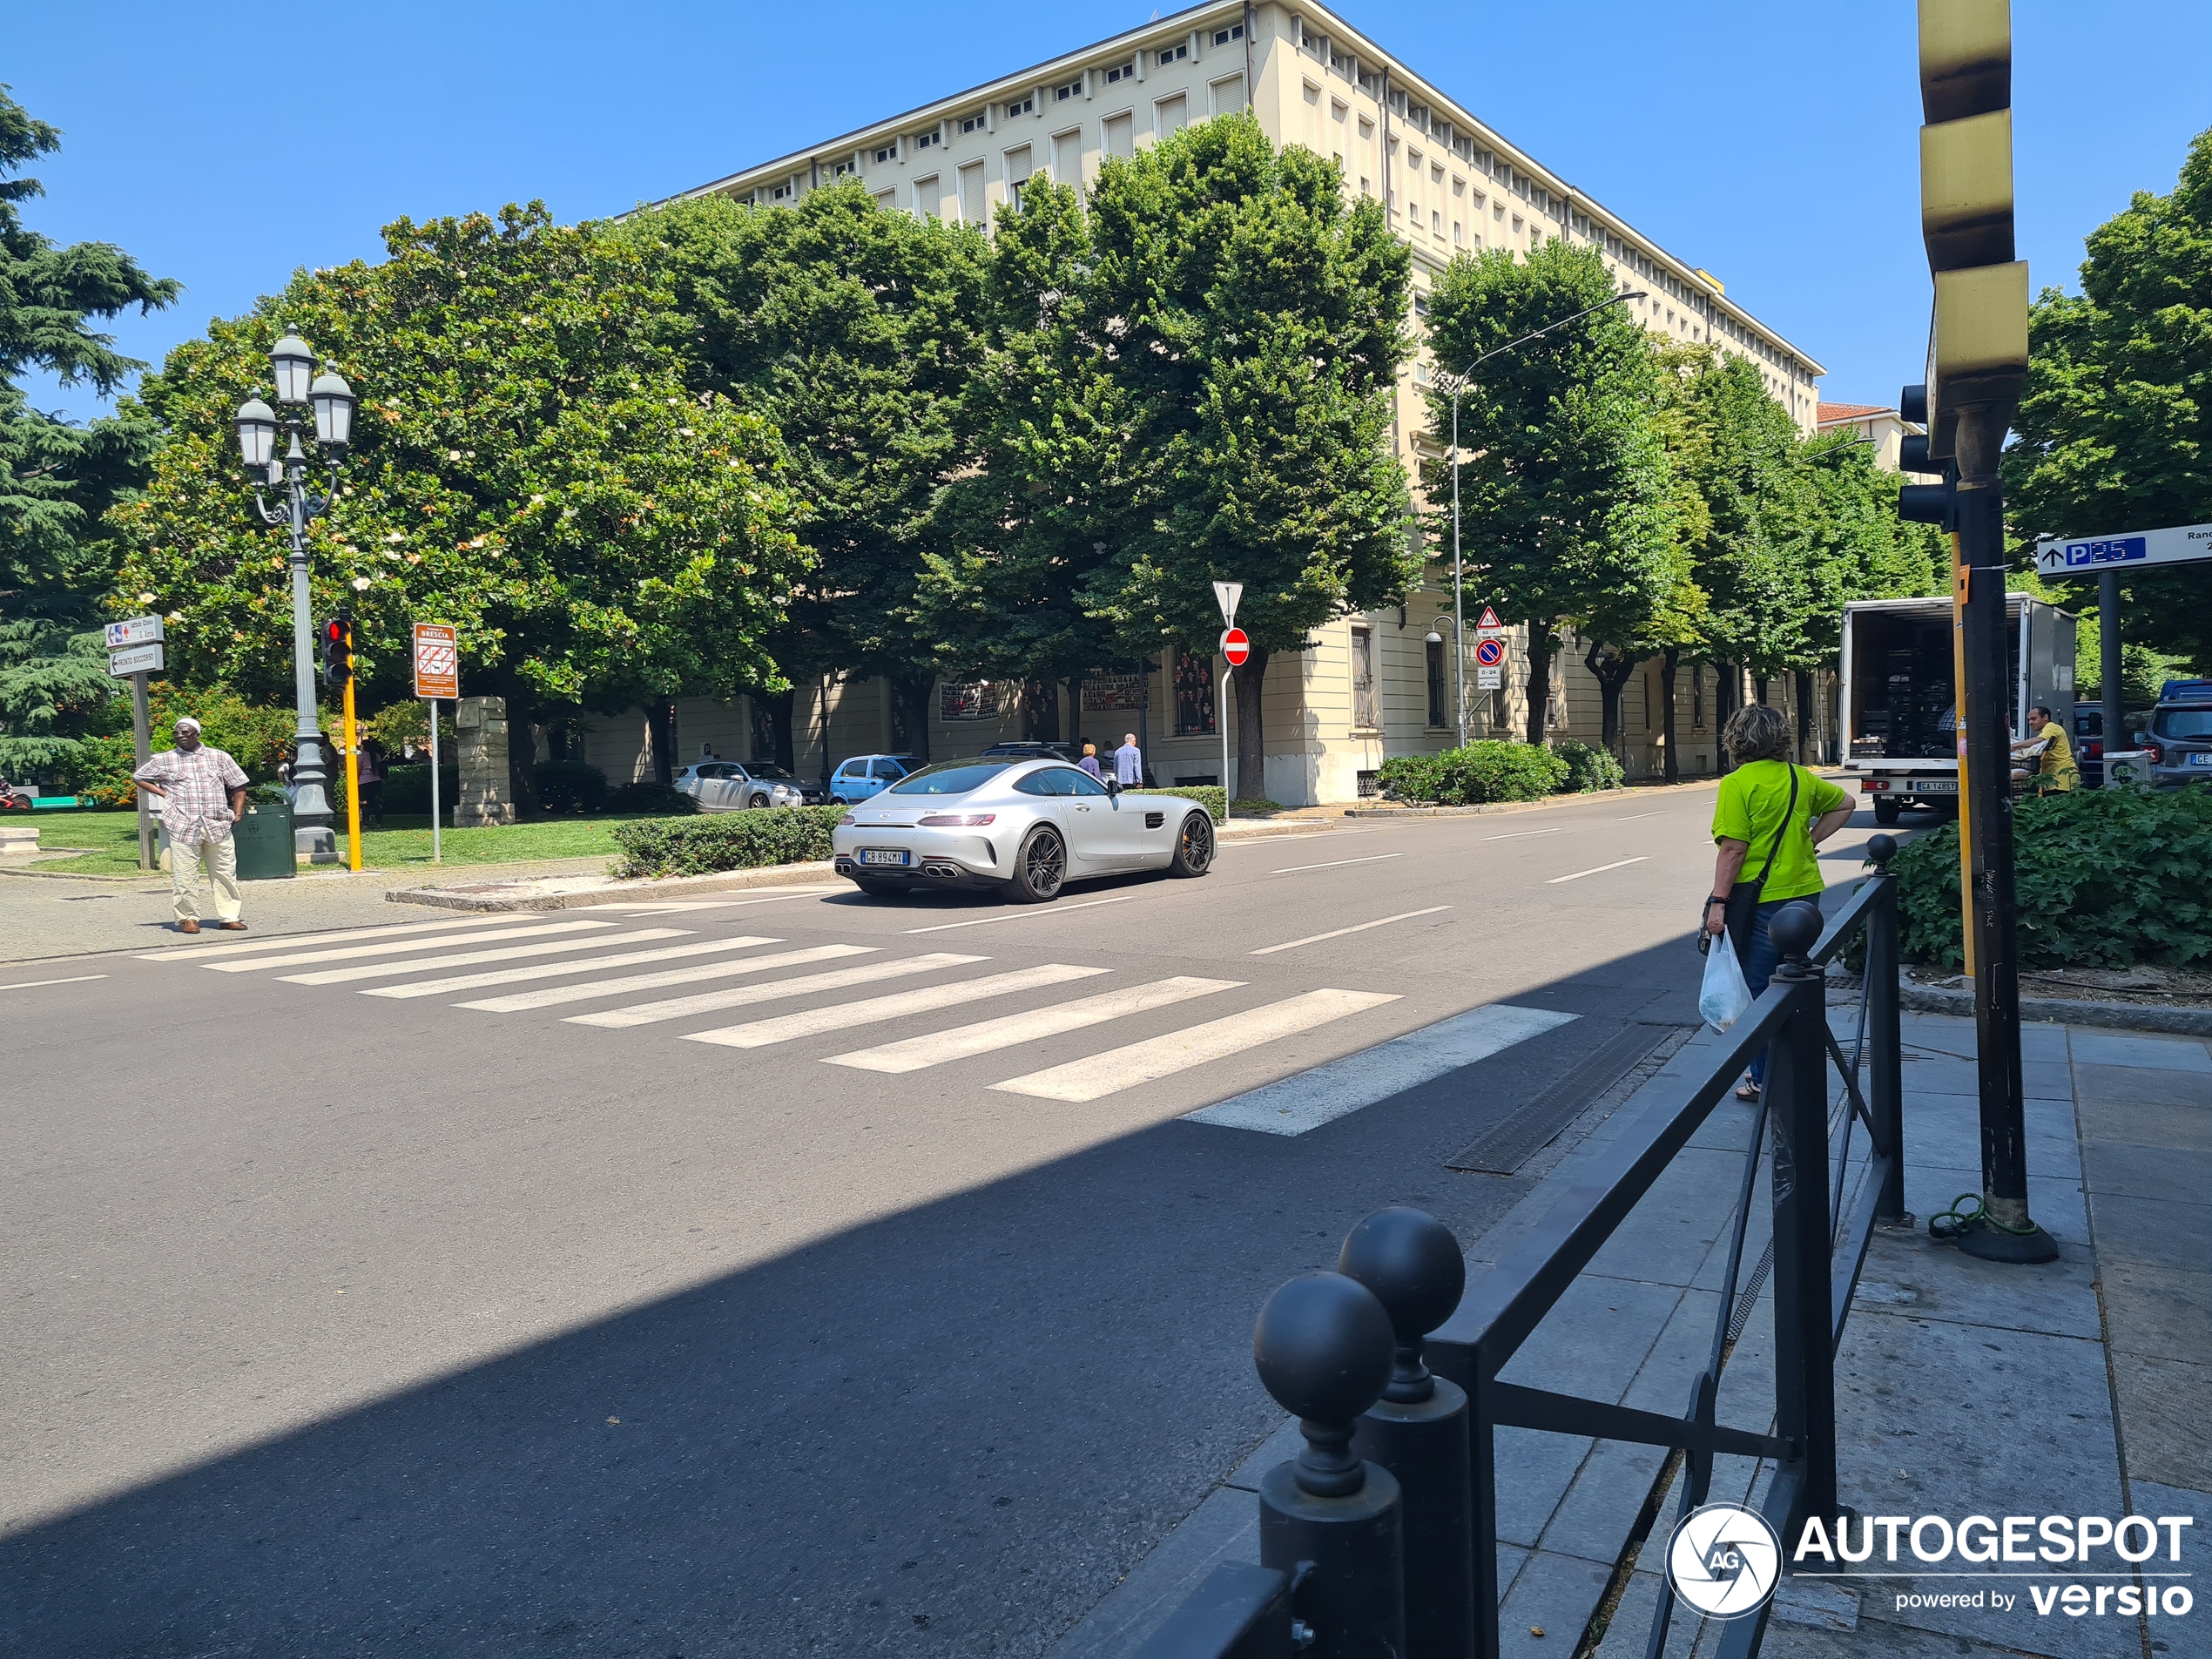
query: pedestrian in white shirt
[
  {"left": 133, "top": 717, "right": 250, "bottom": 934},
  {"left": 1114, "top": 733, "right": 1143, "bottom": 787}
]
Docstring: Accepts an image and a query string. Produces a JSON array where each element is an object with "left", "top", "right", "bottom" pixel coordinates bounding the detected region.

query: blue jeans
[{"left": 1733, "top": 896, "right": 1793, "bottom": 1089}]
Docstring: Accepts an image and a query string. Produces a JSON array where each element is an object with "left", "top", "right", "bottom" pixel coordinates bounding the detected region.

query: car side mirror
[{"left": 1105, "top": 777, "right": 1121, "bottom": 799}]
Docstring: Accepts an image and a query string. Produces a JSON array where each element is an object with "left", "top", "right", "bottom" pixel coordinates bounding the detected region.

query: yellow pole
[
  {"left": 343, "top": 634, "right": 362, "bottom": 873},
  {"left": 1950, "top": 530, "right": 1974, "bottom": 978}
]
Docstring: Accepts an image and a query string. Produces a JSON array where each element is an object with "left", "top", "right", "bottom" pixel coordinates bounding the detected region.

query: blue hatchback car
[{"left": 829, "top": 753, "right": 922, "bottom": 804}]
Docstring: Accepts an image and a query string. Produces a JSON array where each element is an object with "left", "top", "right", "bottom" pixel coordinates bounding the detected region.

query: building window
[
  {"left": 1426, "top": 637, "right": 1447, "bottom": 729},
  {"left": 833, "top": 159, "right": 855, "bottom": 178},
  {"left": 873, "top": 142, "right": 899, "bottom": 164},
  {"left": 769, "top": 182, "right": 793, "bottom": 201},
  {"left": 1212, "top": 23, "right": 1243, "bottom": 44},
  {"left": 1174, "top": 648, "right": 1215, "bottom": 735},
  {"left": 1453, "top": 219, "right": 1463, "bottom": 245},
  {"left": 1054, "top": 78, "right": 1083, "bottom": 101},
  {"left": 1413, "top": 293, "right": 1429, "bottom": 320},
  {"left": 961, "top": 113, "right": 986, "bottom": 134},
  {"left": 1433, "top": 209, "right": 1443, "bottom": 234},
  {"left": 1104, "top": 59, "right": 1136, "bottom": 84},
  {"left": 914, "top": 129, "right": 941, "bottom": 150},
  {"left": 1691, "top": 664, "right": 1705, "bottom": 730},
  {"left": 1007, "top": 94, "right": 1034, "bottom": 118},
  {"left": 1158, "top": 43, "right": 1188, "bottom": 65},
  {"left": 1351, "top": 625, "right": 1380, "bottom": 731}
]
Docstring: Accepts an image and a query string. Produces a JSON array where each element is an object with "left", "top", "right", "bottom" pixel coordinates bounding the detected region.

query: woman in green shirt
[{"left": 1704, "top": 705, "right": 1858, "bottom": 1099}]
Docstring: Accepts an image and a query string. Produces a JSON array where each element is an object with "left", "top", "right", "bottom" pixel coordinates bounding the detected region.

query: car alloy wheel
[
  {"left": 1170, "top": 810, "right": 1215, "bottom": 877},
  {"left": 1009, "top": 826, "right": 1066, "bottom": 902}
]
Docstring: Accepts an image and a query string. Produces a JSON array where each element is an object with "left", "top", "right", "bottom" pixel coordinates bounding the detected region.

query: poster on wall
[
  {"left": 1173, "top": 649, "right": 1215, "bottom": 735},
  {"left": 1082, "top": 672, "right": 1145, "bottom": 714},
  {"left": 940, "top": 680, "right": 998, "bottom": 722}
]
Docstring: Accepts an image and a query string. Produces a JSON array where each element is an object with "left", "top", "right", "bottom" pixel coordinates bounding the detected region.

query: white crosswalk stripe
[
  {"left": 990, "top": 988, "right": 1401, "bottom": 1103},
  {"left": 138, "top": 913, "right": 529, "bottom": 962},
  {"left": 684, "top": 963, "right": 1109, "bottom": 1050},
  {"left": 361, "top": 935, "right": 784, "bottom": 1000},
  {"left": 203, "top": 918, "right": 617, "bottom": 973},
  {"left": 279, "top": 927, "right": 694, "bottom": 987},
  {"left": 825, "top": 975, "right": 1244, "bottom": 1075},
  {"left": 458, "top": 944, "right": 877, "bottom": 1014},
  {"left": 564, "top": 953, "right": 985, "bottom": 1029}
]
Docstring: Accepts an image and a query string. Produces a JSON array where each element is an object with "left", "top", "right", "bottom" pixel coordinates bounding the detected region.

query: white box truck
[{"left": 1839, "top": 594, "right": 2077, "bottom": 825}]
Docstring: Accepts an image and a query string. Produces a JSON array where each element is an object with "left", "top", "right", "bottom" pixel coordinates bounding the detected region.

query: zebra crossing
[{"left": 136, "top": 910, "right": 1566, "bottom": 1120}]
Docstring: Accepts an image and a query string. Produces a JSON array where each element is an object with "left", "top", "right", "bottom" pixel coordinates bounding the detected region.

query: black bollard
[
  {"left": 1253, "top": 1272, "right": 1405, "bottom": 1659},
  {"left": 1340, "top": 1209, "right": 1474, "bottom": 1659}
]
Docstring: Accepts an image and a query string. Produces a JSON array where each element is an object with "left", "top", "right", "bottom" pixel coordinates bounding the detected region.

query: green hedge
[
  {"left": 1123, "top": 786, "right": 1285, "bottom": 822},
  {"left": 1894, "top": 787, "right": 2212, "bottom": 968},
  {"left": 1377, "top": 742, "right": 1568, "bottom": 804},
  {"left": 610, "top": 804, "right": 845, "bottom": 879},
  {"left": 1552, "top": 738, "right": 1627, "bottom": 792},
  {"left": 381, "top": 763, "right": 459, "bottom": 817}
]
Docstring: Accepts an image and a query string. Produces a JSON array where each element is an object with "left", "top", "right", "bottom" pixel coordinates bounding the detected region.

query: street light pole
[
  {"left": 1444, "top": 289, "right": 1644, "bottom": 749},
  {"left": 235, "top": 334, "right": 356, "bottom": 863}
]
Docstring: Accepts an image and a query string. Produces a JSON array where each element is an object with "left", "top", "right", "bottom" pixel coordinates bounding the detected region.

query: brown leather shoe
[
  {"left": 179, "top": 919, "right": 200, "bottom": 934},
  {"left": 217, "top": 921, "right": 248, "bottom": 931}
]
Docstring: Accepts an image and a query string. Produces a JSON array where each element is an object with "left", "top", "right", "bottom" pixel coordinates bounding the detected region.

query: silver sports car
[{"left": 831, "top": 758, "right": 1216, "bottom": 902}]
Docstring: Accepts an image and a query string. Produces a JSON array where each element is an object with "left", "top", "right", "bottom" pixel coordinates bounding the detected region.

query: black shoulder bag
[{"left": 1716, "top": 763, "right": 1799, "bottom": 965}]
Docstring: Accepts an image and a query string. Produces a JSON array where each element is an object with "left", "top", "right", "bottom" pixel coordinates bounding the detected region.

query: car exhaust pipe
[{"left": 921, "top": 861, "right": 961, "bottom": 880}]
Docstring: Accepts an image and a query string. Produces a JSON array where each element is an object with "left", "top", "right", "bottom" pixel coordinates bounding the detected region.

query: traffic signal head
[
  {"left": 320, "top": 616, "right": 353, "bottom": 691},
  {"left": 1896, "top": 382, "right": 1957, "bottom": 526}
]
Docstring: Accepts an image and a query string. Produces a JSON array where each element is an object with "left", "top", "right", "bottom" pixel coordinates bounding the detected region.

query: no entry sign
[
  {"left": 1475, "top": 637, "right": 1506, "bottom": 667},
  {"left": 1220, "top": 627, "right": 1251, "bottom": 666}
]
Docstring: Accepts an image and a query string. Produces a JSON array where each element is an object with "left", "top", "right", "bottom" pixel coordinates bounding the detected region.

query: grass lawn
[{"left": 17, "top": 811, "right": 687, "bottom": 878}]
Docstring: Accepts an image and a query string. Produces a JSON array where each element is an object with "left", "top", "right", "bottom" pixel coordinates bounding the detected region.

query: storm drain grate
[{"left": 1446, "top": 1021, "right": 1683, "bottom": 1175}]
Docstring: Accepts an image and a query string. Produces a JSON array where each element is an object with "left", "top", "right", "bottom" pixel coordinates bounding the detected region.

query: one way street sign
[{"left": 2036, "top": 522, "right": 2212, "bottom": 575}]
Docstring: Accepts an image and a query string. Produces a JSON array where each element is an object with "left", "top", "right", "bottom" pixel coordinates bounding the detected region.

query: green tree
[
  {"left": 2006, "top": 125, "right": 2212, "bottom": 670},
  {"left": 0, "top": 85, "right": 179, "bottom": 781},
  {"left": 1424, "top": 239, "right": 1675, "bottom": 745},
  {"left": 112, "top": 204, "right": 807, "bottom": 811},
  {"left": 1077, "top": 114, "right": 1417, "bottom": 799},
  {"left": 638, "top": 184, "right": 988, "bottom": 765}
]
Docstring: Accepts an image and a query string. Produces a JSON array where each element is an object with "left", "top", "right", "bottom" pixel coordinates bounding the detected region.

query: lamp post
[
  {"left": 235, "top": 334, "right": 356, "bottom": 861},
  {"left": 1443, "top": 289, "right": 1644, "bottom": 747}
]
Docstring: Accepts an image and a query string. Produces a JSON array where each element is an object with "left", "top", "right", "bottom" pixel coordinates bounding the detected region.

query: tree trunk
[
  {"left": 890, "top": 675, "right": 933, "bottom": 762},
  {"left": 1067, "top": 675, "right": 1083, "bottom": 747},
  {"left": 648, "top": 699, "right": 677, "bottom": 788},
  {"left": 1232, "top": 649, "right": 1269, "bottom": 800},
  {"left": 504, "top": 682, "right": 539, "bottom": 818},
  {"left": 1584, "top": 639, "right": 1636, "bottom": 763},
  {"left": 1661, "top": 650, "right": 1682, "bottom": 785},
  {"left": 1022, "top": 678, "right": 1061, "bottom": 743},
  {"left": 758, "top": 687, "right": 797, "bottom": 772},
  {"left": 1794, "top": 669, "right": 1816, "bottom": 763},
  {"left": 1522, "top": 627, "right": 1554, "bottom": 746}
]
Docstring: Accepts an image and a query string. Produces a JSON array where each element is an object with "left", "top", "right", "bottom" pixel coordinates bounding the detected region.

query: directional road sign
[
  {"left": 1220, "top": 627, "right": 1251, "bottom": 667},
  {"left": 1474, "top": 605, "right": 1504, "bottom": 635},
  {"left": 105, "top": 615, "right": 164, "bottom": 650},
  {"left": 413, "top": 622, "right": 460, "bottom": 699},
  {"left": 2035, "top": 522, "right": 2212, "bottom": 575},
  {"left": 108, "top": 642, "right": 165, "bottom": 678},
  {"left": 1474, "top": 637, "right": 1506, "bottom": 668}
]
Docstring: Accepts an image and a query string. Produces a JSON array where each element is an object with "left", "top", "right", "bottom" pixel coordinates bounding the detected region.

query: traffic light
[
  {"left": 321, "top": 612, "right": 353, "bottom": 691},
  {"left": 1894, "top": 382, "right": 1957, "bottom": 526}
]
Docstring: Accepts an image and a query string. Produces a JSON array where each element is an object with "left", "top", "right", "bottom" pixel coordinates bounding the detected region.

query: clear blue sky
[{"left": 11, "top": 0, "right": 2209, "bottom": 423}]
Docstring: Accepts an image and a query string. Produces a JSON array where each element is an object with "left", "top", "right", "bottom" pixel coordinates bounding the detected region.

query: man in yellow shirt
[{"left": 2010, "top": 705, "right": 2079, "bottom": 792}]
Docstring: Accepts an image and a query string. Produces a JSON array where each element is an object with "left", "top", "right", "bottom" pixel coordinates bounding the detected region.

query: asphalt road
[{"left": 2, "top": 787, "right": 1887, "bottom": 1657}]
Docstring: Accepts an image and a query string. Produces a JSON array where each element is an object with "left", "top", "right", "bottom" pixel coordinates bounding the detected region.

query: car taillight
[
  {"left": 919, "top": 813, "right": 995, "bottom": 826},
  {"left": 2142, "top": 742, "right": 2162, "bottom": 764}
]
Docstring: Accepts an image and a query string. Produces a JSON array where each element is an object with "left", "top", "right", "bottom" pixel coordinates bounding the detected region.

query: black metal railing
[{"left": 1133, "top": 839, "right": 1904, "bottom": 1659}]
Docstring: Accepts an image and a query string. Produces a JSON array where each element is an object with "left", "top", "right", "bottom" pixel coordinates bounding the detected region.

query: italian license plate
[
  {"left": 1909, "top": 780, "right": 1957, "bottom": 793},
  {"left": 859, "top": 848, "right": 910, "bottom": 867},
  {"left": 2190, "top": 753, "right": 2212, "bottom": 766}
]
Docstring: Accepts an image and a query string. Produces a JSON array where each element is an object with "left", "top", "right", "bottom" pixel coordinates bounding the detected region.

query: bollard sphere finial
[
  {"left": 1338, "top": 1208, "right": 1466, "bottom": 1403},
  {"left": 1867, "top": 832, "right": 1898, "bottom": 867},
  {"left": 1770, "top": 900, "right": 1824, "bottom": 968},
  {"left": 1253, "top": 1272, "right": 1395, "bottom": 1497}
]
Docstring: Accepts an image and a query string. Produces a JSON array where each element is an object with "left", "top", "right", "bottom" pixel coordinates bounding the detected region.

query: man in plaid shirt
[{"left": 134, "top": 717, "right": 251, "bottom": 934}]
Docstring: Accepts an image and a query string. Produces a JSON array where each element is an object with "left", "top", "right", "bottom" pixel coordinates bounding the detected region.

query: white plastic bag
[{"left": 1699, "top": 930, "right": 1753, "bottom": 1031}]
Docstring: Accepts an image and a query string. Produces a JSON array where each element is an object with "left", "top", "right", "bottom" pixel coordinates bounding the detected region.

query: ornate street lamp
[{"left": 234, "top": 334, "right": 359, "bottom": 860}]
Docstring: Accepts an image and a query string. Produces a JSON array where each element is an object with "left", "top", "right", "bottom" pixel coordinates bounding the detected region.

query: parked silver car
[
  {"left": 832, "top": 758, "right": 1215, "bottom": 901},
  {"left": 673, "top": 760, "right": 808, "bottom": 811}
]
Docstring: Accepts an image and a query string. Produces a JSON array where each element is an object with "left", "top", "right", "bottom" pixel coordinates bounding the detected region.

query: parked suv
[
  {"left": 829, "top": 753, "right": 922, "bottom": 804},
  {"left": 979, "top": 739, "right": 1081, "bottom": 764},
  {"left": 2138, "top": 679, "right": 2212, "bottom": 787}
]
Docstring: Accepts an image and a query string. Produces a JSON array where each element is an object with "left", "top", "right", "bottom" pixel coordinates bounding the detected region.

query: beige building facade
[{"left": 592, "top": 1, "right": 1833, "bottom": 804}]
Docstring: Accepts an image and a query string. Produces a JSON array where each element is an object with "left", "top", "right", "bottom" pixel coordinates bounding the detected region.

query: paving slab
[
  {"left": 2096, "top": 1260, "right": 2212, "bottom": 1366},
  {"left": 2069, "top": 1030, "right": 2212, "bottom": 1071}
]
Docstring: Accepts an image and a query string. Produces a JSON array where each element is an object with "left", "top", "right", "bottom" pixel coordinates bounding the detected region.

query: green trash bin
[{"left": 231, "top": 799, "right": 297, "bottom": 880}]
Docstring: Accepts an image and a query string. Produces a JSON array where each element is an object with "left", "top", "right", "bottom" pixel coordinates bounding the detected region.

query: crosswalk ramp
[{"left": 146, "top": 915, "right": 1569, "bottom": 1120}]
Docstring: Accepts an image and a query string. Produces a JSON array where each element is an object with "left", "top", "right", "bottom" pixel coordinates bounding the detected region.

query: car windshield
[
  {"left": 2154, "top": 708, "right": 2212, "bottom": 739},
  {"left": 884, "top": 761, "right": 1013, "bottom": 797},
  {"left": 746, "top": 764, "right": 797, "bottom": 780}
]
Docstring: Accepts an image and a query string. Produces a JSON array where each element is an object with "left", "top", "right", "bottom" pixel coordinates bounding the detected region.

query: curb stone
[{"left": 1895, "top": 977, "right": 2212, "bottom": 1037}]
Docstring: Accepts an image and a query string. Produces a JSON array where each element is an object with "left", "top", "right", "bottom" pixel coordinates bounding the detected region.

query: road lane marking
[
  {"left": 903, "top": 896, "right": 1130, "bottom": 934},
  {"left": 1547, "top": 857, "right": 1649, "bottom": 884},
  {"left": 1484, "top": 827, "right": 1566, "bottom": 840},
  {"left": 458, "top": 944, "right": 876, "bottom": 1013},
  {"left": 137, "top": 913, "right": 528, "bottom": 961},
  {"left": 825, "top": 976, "right": 1244, "bottom": 1074},
  {"left": 565, "top": 953, "right": 985, "bottom": 1028},
  {"left": 1184, "top": 1003, "right": 1580, "bottom": 1136},
  {"left": 1616, "top": 811, "right": 1664, "bottom": 821},
  {"left": 990, "top": 988, "right": 1400, "bottom": 1103},
  {"left": 1249, "top": 907, "right": 1453, "bottom": 956},
  {"left": 363, "top": 936, "right": 783, "bottom": 999},
  {"left": 280, "top": 927, "right": 692, "bottom": 986},
  {"left": 1, "top": 974, "right": 107, "bottom": 992},
  {"left": 203, "top": 919, "right": 615, "bottom": 972},
  {"left": 613, "top": 892, "right": 831, "bottom": 914},
  {"left": 1271, "top": 854, "right": 1403, "bottom": 875},
  {"left": 685, "top": 963, "right": 1108, "bottom": 1050}
]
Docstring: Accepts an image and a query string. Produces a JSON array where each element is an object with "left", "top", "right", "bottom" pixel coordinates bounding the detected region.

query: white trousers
[{"left": 172, "top": 833, "right": 243, "bottom": 924}]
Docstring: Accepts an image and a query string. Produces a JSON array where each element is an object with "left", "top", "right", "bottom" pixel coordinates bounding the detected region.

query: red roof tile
[{"left": 1817, "top": 401, "right": 1892, "bottom": 425}]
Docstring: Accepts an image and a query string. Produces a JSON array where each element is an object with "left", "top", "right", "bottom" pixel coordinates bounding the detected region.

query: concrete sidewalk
[{"left": 1047, "top": 1006, "right": 2211, "bottom": 1659}]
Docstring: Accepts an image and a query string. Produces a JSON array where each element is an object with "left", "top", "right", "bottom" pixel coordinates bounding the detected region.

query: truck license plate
[
  {"left": 1909, "top": 781, "right": 1957, "bottom": 793},
  {"left": 859, "top": 848, "right": 910, "bottom": 866}
]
